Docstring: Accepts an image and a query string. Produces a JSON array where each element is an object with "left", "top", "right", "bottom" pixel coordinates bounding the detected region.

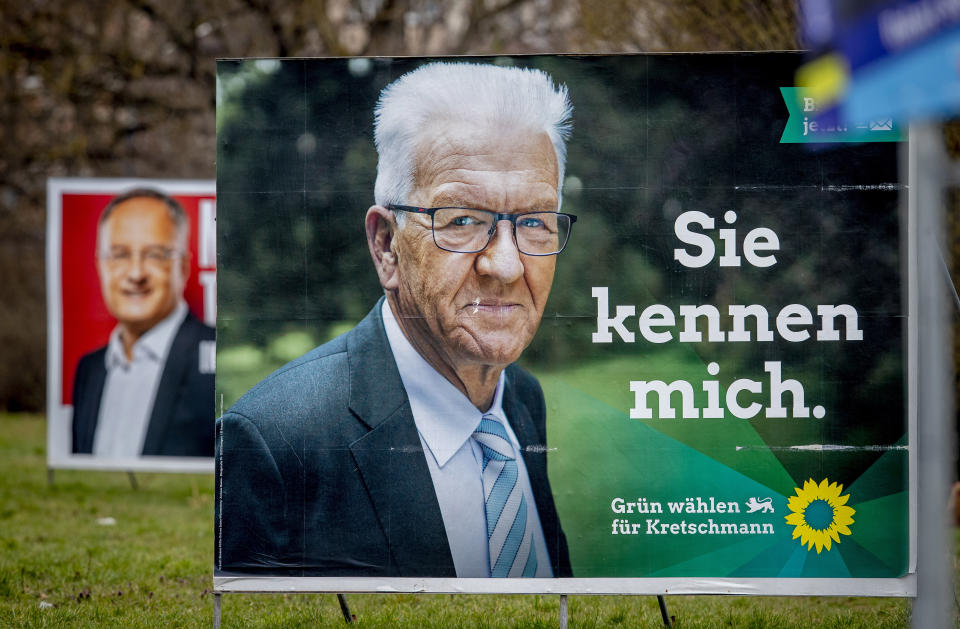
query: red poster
[{"left": 47, "top": 178, "right": 216, "bottom": 472}]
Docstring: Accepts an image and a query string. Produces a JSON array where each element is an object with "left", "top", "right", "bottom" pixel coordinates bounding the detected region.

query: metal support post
[
  {"left": 657, "top": 595, "right": 672, "bottom": 627},
  {"left": 213, "top": 592, "right": 221, "bottom": 629},
  {"left": 337, "top": 593, "right": 353, "bottom": 624},
  {"left": 127, "top": 471, "right": 139, "bottom": 490},
  {"left": 559, "top": 594, "right": 568, "bottom": 629},
  {"left": 911, "top": 122, "right": 956, "bottom": 629}
]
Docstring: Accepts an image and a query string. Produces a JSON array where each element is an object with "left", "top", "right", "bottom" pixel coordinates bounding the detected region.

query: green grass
[{"left": 0, "top": 412, "right": 933, "bottom": 627}]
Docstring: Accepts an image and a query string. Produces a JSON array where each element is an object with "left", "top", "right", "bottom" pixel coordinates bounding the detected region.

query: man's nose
[
  {"left": 125, "top": 253, "right": 148, "bottom": 281},
  {"left": 475, "top": 220, "right": 523, "bottom": 283}
]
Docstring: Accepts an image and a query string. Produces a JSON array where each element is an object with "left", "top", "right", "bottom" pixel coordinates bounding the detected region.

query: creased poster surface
[{"left": 214, "top": 54, "right": 910, "bottom": 592}]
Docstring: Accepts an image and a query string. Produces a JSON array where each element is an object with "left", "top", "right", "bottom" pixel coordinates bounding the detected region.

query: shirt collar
[
  {"left": 105, "top": 301, "right": 188, "bottom": 370},
  {"left": 381, "top": 299, "right": 505, "bottom": 468}
]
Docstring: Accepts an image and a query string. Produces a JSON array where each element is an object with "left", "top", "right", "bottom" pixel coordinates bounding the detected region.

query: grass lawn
[{"left": 0, "top": 412, "right": 934, "bottom": 627}]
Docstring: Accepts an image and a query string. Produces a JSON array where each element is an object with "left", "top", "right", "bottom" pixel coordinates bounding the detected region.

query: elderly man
[
  {"left": 217, "top": 62, "right": 576, "bottom": 578},
  {"left": 72, "top": 189, "right": 215, "bottom": 458}
]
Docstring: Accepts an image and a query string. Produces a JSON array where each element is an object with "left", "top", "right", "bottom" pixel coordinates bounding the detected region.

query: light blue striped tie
[{"left": 473, "top": 414, "right": 538, "bottom": 578}]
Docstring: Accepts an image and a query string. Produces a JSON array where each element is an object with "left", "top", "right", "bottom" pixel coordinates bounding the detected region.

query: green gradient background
[{"left": 541, "top": 346, "right": 908, "bottom": 578}]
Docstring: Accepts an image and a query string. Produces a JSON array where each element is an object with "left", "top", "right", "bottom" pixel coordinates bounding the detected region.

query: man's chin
[
  {"left": 112, "top": 309, "right": 166, "bottom": 331},
  {"left": 114, "top": 310, "right": 156, "bottom": 323},
  {"left": 458, "top": 336, "right": 529, "bottom": 368}
]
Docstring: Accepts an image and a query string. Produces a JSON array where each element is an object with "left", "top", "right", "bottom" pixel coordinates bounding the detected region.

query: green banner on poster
[{"left": 779, "top": 86, "right": 905, "bottom": 143}]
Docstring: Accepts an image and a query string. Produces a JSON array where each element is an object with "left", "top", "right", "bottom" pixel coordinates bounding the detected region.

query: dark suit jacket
[
  {"left": 72, "top": 311, "right": 215, "bottom": 457},
  {"left": 215, "top": 300, "right": 572, "bottom": 577}
]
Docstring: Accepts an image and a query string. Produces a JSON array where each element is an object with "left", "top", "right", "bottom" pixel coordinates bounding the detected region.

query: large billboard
[
  {"left": 214, "top": 55, "right": 913, "bottom": 595},
  {"left": 46, "top": 178, "right": 216, "bottom": 473}
]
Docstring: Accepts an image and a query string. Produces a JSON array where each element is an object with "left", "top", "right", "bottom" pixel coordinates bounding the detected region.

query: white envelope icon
[{"left": 869, "top": 119, "right": 893, "bottom": 131}]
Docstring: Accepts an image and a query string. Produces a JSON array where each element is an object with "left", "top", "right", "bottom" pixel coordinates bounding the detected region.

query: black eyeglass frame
[{"left": 387, "top": 204, "right": 578, "bottom": 256}]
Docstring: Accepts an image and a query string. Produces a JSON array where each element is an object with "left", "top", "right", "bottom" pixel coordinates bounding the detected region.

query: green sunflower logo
[{"left": 785, "top": 478, "right": 855, "bottom": 553}]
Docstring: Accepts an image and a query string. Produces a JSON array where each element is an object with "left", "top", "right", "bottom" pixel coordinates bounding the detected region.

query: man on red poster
[{"left": 71, "top": 188, "right": 215, "bottom": 458}]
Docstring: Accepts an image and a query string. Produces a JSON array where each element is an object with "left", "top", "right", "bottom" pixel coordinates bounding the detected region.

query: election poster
[
  {"left": 46, "top": 178, "right": 217, "bottom": 473},
  {"left": 214, "top": 54, "right": 913, "bottom": 595}
]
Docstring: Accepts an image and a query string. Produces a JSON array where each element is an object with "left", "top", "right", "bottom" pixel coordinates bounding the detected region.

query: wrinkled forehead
[
  {"left": 416, "top": 116, "right": 557, "bottom": 164},
  {"left": 411, "top": 120, "right": 559, "bottom": 199}
]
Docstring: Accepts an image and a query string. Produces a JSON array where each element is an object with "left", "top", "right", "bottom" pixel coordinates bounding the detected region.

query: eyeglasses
[
  {"left": 388, "top": 205, "right": 577, "bottom": 256},
  {"left": 100, "top": 247, "right": 183, "bottom": 271}
]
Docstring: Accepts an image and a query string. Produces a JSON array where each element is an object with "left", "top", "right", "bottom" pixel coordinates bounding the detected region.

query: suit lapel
[
  {"left": 501, "top": 371, "right": 544, "bottom": 491},
  {"left": 349, "top": 407, "right": 456, "bottom": 576},
  {"left": 141, "top": 315, "right": 195, "bottom": 454},
  {"left": 76, "top": 353, "right": 108, "bottom": 453},
  {"left": 502, "top": 380, "right": 538, "bottom": 452},
  {"left": 346, "top": 301, "right": 455, "bottom": 577},
  {"left": 502, "top": 369, "right": 570, "bottom": 576}
]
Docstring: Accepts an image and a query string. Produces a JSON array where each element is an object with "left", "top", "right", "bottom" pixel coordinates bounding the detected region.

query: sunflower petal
[
  {"left": 785, "top": 512, "right": 805, "bottom": 525},
  {"left": 786, "top": 477, "right": 855, "bottom": 553}
]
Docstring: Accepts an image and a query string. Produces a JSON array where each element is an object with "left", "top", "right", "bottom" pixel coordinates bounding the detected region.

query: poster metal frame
[{"left": 211, "top": 54, "right": 918, "bottom": 597}]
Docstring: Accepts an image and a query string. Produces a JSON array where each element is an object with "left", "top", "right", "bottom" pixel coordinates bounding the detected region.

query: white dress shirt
[
  {"left": 381, "top": 300, "right": 553, "bottom": 577},
  {"left": 93, "top": 301, "right": 188, "bottom": 457}
]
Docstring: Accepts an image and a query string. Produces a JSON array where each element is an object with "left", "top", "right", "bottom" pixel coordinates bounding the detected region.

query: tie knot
[{"left": 473, "top": 415, "right": 515, "bottom": 462}]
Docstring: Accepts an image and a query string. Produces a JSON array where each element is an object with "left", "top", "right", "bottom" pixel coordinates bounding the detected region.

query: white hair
[{"left": 373, "top": 62, "right": 573, "bottom": 213}]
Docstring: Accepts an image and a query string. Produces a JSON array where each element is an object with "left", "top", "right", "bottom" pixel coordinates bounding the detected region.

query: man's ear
[{"left": 365, "top": 205, "right": 399, "bottom": 291}]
